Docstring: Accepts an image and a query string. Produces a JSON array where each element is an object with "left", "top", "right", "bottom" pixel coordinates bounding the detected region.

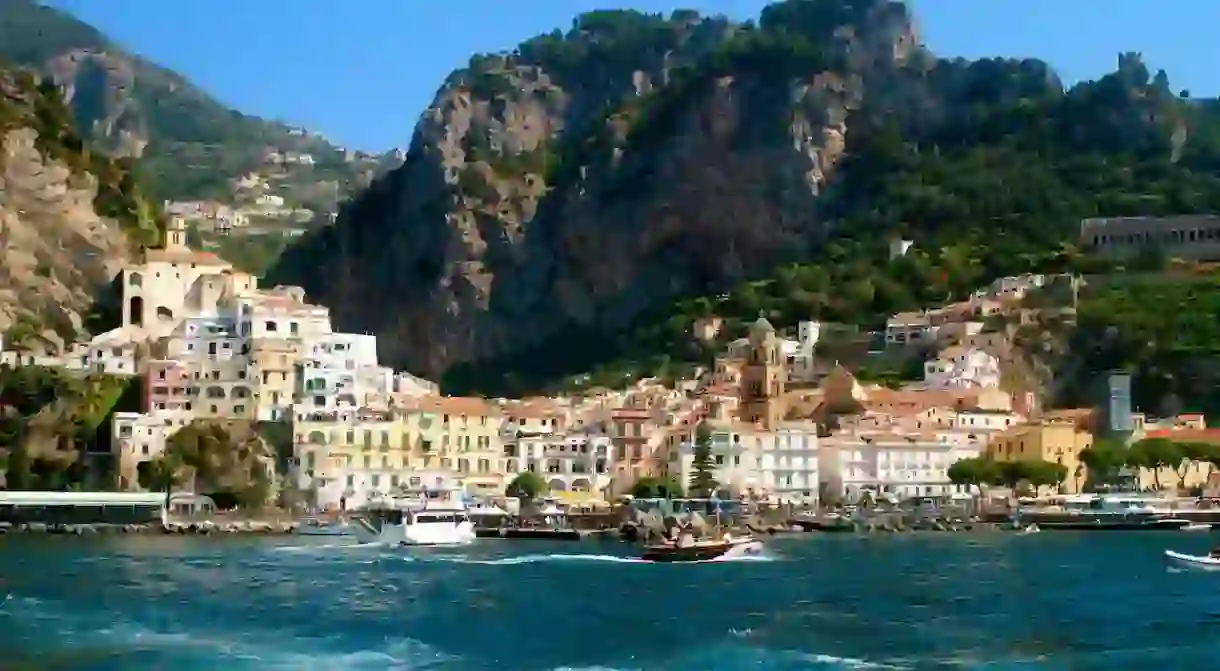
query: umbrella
[{"left": 538, "top": 504, "right": 563, "bottom": 516}]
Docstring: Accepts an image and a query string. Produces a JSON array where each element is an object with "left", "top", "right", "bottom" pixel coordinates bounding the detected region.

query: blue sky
[{"left": 46, "top": 0, "right": 1220, "bottom": 152}]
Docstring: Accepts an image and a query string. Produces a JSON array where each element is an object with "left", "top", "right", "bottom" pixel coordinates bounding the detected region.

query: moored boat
[
  {"left": 1164, "top": 549, "right": 1220, "bottom": 571},
  {"left": 1180, "top": 522, "right": 1213, "bottom": 532},
  {"left": 353, "top": 486, "right": 476, "bottom": 547},
  {"left": 639, "top": 534, "right": 764, "bottom": 563},
  {"left": 1036, "top": 517, "right": 1191, "bottom": 531}
]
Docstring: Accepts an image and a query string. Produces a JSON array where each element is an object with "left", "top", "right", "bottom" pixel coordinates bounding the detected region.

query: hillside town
[{"left": 0, "top": 217, "right": 1217, "bottom": 511}]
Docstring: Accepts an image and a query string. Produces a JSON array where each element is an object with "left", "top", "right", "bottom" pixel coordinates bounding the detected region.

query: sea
[{"left": 0, "top": 532, "right": 1217, "bottom": 670}]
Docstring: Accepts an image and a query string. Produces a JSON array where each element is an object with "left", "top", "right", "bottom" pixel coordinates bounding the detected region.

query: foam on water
[{"left": 1, "top": 593, "right": 455, "bottom": 670}]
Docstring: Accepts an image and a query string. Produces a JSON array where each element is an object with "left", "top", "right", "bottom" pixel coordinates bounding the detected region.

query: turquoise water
[{"left": 0, "top": 532, "right": 1217, "bottom": 669}]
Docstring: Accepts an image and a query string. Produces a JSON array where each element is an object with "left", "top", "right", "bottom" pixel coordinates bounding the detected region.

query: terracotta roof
[
  {"left": 863, "top": 389, "right": 962, "bottom": 413},
  {"left": 611, "top": 407, "right": 651, "bottom": 420},
  {"left": 503, "top": 399, "right": 564, "bottom": 419},
  {"left": 416, "top": 395, "right": 496, "bottom": 417},
  {"left": 145, "top": 249, "right": 228, "bottom": 266},
  {"left": 1145, "top": 428, "right": 1220, "bottom": 444}
]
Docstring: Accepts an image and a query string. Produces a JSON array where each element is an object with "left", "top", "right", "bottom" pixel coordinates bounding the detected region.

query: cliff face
[
  {"left": 0, "top": 68, "right": 160, "bottom": 350},
  {"left": 0, "top": 0, "right": 396, "bottom": 250},
  {"left": 268, "top": 2, "right": 930, "bottom": 377}
]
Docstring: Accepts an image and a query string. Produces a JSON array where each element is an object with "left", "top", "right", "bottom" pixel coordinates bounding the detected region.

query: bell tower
[
  {"left": 740, "top": 314, "right": 786, "bottom": 430},
  {"left": 166, "top": 216, "right": 188, "bottom": 251}
]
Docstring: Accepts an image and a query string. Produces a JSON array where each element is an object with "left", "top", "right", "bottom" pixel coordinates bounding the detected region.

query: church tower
[
  {"left": 740, "top": 315, "right": 786, "bottom": 430},
  {"left": 166, "top": 216, "right": 188, "bottom": 251}
]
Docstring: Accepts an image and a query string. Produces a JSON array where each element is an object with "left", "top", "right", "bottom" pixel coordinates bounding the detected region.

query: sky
[{"left": 45, "top": 0, "right": 1220, "bottom": 152}]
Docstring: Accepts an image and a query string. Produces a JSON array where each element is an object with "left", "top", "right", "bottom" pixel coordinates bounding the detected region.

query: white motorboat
[
  {"left": 1164, "top": 549, "right": 1220, "bottom": 571},
  {"left": 1180, "top": 522, "right": 1213, "bottom": 532},
  {"left": 353, "top": 487, "right": 476, "bottom": 547}
]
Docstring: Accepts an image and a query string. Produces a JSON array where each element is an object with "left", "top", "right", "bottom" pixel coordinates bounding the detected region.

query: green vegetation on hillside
[
  {"left": 0, "top": 69, "right": 164, "bottom": 251},
  {"left": 0, "top": 365, "right": 140, "bottom": 490},
  {"left": 444, "top": 48, "right": 1217, "bottom": 397},
  {"left": 0, "top": 0, "right": 379, "bottom": 208},
  {"left": 137, "top": 421, "right": 273, "bottom": 508},
  {"left": 1059, "top": 271, "right": 1220, "bottom": 419}
]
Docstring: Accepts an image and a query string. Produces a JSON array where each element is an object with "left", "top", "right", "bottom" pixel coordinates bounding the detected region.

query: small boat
[
  {"left": 1180, "top": 522, "right": 1213, "bottom": 532},
  {"left": 640, "top": 534, "right": 764, "bottom": 563},
  {"left": 1021, "top": 523, "right": 1040, "bottom": 534},
  {"left": 1164, "top": 549, "right": 1220, "bottom": 571},
  {"left": 296, "top": 518, "right": 353, "bottom": 536}
]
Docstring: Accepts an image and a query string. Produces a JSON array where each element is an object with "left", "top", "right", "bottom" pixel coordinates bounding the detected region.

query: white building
[
  {"left": 923, "top": 346, "right": 1001, "bottom": 390},
  {"left": 756, "top": 422, "right": 820, "bottom": 503},
  {"left": 121, "top": 217, "right": 257, "bottom": 339},
  {"left": 669, "top": 422, "right": 760, "bottom": 497},
  {"left": 886, "top": 312, "right": 937, "bottom": 346},
  {"left": 63, "top": 326, "right": 140, "bottom": 376},
  {"left": 511, "top": 431, "right": 613, "bottom": 497},
  {"left": 111, "top": 410, "right": 194, "bottom": 490},
  {"left": 819, "top": 431, "right": 985, "bottom": 501},
  {"left": 978, "top": 274, "right": 1045, "bottom": 302}
]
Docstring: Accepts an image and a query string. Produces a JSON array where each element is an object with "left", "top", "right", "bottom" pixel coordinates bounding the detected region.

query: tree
[
  {"left": 138, "top": 456, "right": 181, "bottom": 509},
  {"left": 947, "top": 457, "right": 997, "bottom": 500},
  {"left": 506, "top": 471, "right": 547, "bottom": 502},
  {"left": 1025, "top": 460, "right": 1068, "bottom": 494},
  {"left": 630, "top": 475, "right": 684, "bottom": 499},
  {"left": 1128, "top": 438, "right": 1181, "bottom": 491},
  {"left": 1173, "top": 441, "right": 1214, "bottom": 489},
  {"left": 1079, "top": 438, "right": 1128, "bottom": 490},
  {"left": 687, "top": 422, "right": 719, "bottom": 498},
  {"left": 4, "top": 444, "right": 31, "bottom": 490}
]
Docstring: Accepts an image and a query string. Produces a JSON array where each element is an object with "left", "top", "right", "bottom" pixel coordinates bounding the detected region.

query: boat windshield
[{"left": 412, "top": 512, "right": 466, "bottom": 524}]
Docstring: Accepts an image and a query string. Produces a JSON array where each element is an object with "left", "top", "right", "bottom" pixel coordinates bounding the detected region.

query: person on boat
[{"left": 1209, "top": 546, "right": 1220, "bottom": 559}]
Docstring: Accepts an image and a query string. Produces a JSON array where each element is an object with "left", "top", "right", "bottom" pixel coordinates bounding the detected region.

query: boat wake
[{"left": 393, "top": 551, "right": 778, "bottom": 566}]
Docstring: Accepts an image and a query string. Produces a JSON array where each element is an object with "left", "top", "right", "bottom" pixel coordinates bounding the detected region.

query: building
[
  {"left": 885, "top": 312, "right": 936, "bottom": 346},
  {"left": 1080, "top": 214, "right": 1220, "bottom": 260},
  {"left": 668, "top": 421, "right": 760, "bottom": 497},
  {"left": 415, "top": 396, "right": 506, "bottom": 494},
  {"left": 739, "top": 316, "right": 786, "bottom": 430},
  {"left": 121, "top": 217, "right": 255, "bottom": 339},
  {"left": 820, "top": 430, "right": 984, "bottom": 501},
  {"left": 985, "top": 411, "right": 1094, "bottom": 494},
  {"left": 923, "top": 346, "right": 1001, "bottom": 390},
  {"left": 757, "top": 422, "right": 820, "bottom": 503},
  {"left": 112, "top": 411, "right": 194, "bottom": 489}
]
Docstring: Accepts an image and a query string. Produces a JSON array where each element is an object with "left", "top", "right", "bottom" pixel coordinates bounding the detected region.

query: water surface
[{"left": 0, "top": 532, "right": 1215, "bottom": 669}]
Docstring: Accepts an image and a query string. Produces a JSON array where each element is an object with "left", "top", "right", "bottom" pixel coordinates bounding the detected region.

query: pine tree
[{"left": 688, "top": 422, "right": 719, "bottom": 497}]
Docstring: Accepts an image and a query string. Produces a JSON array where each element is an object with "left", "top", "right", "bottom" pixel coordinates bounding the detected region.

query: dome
[{"left": 750, "top": 314, "right": 774, "bottom": 334}]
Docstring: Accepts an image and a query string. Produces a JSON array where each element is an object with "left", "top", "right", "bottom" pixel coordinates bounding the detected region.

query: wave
[
  {"left": 544, "top": 644, "right": 907, "bottom": 670},
  {"left": 0, "top": 594, "right": 456, "bottom": 670}
]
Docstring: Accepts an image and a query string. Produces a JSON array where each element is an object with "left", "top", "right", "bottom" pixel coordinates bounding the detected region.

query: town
[{"left": 1, "top": 215, "right": 1217, "bottom": 515}]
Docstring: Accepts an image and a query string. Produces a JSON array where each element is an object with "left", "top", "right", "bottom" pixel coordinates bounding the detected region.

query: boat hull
[
  {"left": 1035, "top": 518, "right": 1191, "bottom": 531},
  {"left": 640, "top": 538, "right": 764, "bottom": 563},
  {"left": 353, "top": 518, "right": 476, "bottom": 546},
  {"left": 296, "top": 525, "right": 352, "bottom": 537},
  {"left": 1164, "top": 550, "right": 1220, "bottom": 571}
]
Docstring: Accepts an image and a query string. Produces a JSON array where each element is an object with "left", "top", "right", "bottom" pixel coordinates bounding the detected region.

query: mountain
[
  {"left": 0, "top": 0, "right": 401, "bottom": 274},
  {"left": 0, "top": 64, "right": 162, "bottom": 350},
  {"left": 265, "top": 0, "right": 1220, "bottom": 397}
]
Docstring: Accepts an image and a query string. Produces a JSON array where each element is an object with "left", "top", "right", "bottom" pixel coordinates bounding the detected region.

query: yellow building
[
  {"left": 415, "top": 396, "right": 508, "bottom": 494},
  {"left": 985, "top": 410, "right": 1094, "bottom": 493},
  {"left": 251, "top": 337, "right": 301, "bottom": 422}
]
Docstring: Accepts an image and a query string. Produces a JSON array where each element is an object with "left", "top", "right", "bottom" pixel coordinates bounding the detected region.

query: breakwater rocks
[{"left": 0, "top": 520, "right": 299, "bottom": 536}]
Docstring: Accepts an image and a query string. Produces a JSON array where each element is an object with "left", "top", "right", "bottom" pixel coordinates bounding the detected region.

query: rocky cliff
[
  {"left": 0, "top": 67, "right": 162, "bottom": 350},
  {"left": 268, "top": 2, "right": 931, "bottom": 377},
  {"left": 0, "top": 0, "right": 398, "bottom": 275}
]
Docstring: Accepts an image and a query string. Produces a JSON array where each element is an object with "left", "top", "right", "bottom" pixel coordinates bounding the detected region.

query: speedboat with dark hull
[
  {"left": 1035, "top": 517, "right": 1191, "bottom": 531},
  {"left": 640, "top": 535, "right": 764, "bottom": 563}
]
